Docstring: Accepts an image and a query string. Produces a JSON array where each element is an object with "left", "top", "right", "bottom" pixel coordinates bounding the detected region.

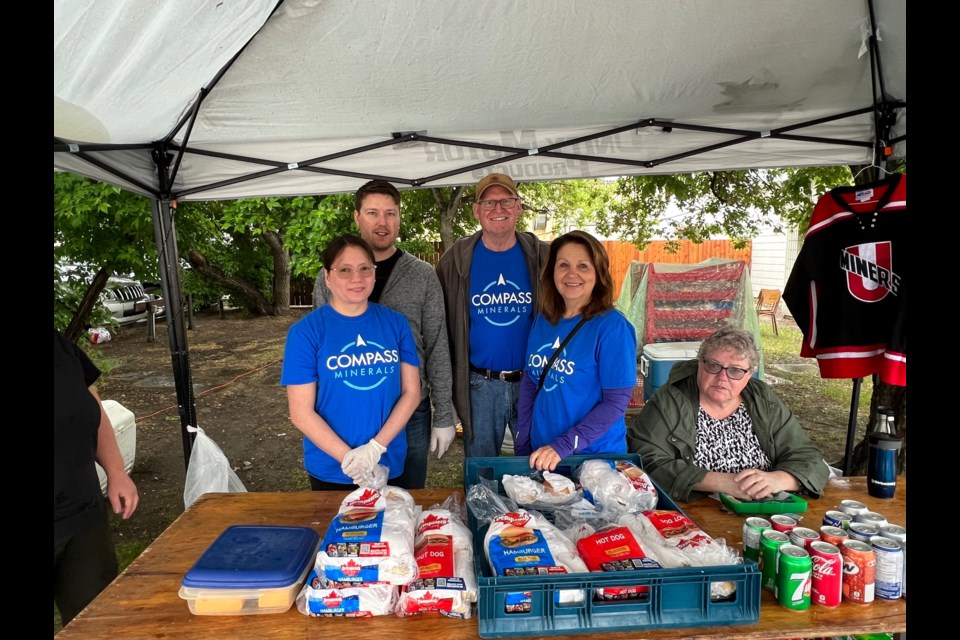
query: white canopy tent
[{"left": 53, "top": 0, "right": 906, "bottom": 463}]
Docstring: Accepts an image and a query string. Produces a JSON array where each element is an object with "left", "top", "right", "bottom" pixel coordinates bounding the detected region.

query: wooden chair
[{"left": 756, "top": 288, "right": 782, "bottom": 335}]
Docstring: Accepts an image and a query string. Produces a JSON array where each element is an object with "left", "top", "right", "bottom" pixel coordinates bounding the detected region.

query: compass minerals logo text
[
  {"left": 327, "top": 334, "right": 398, "bottom": 391},
  {"left": 472, "top": 274, "right": 532, "bottom": 326},
  {"left": 527, "top": 336, "right": 576, "bottom": 391}
]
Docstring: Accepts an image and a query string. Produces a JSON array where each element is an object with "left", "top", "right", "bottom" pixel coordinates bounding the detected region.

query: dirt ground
[{"left": 94, "top": 308, "right": 850, "bottom": 552}]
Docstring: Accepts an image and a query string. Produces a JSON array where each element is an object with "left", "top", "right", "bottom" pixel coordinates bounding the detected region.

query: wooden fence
[
  {"left": 603, "top": 240, "right": 752, "bottom": 299},
  {"left": 289, "top": 240, "right": 751, "bottom": 307}
]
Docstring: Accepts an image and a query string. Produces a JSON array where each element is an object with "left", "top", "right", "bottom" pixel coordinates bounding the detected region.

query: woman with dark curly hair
[{"left": 515, "top": 230, "right": 637, "bottom": 471}]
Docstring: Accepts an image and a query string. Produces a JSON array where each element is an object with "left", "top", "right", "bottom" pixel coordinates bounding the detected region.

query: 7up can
[
  {"left": 776, "top": 544, "right": 812, "bottom": 611},
  {"left": 742, "top": 517, "right": 771, "bottom": 562},
  {"left": 759, "top": 529, "right": 790, "bottom": 591}
]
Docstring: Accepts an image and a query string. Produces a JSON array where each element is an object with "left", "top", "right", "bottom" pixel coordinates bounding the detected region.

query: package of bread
[
  {"left": 396, "top": 506, "right": 478, "bottom": 618},
  {"left": 484, "top": 509, "right": 588, "bottom": 605},
  {"left": 315, "top": 486, "right": 418, "bottom": 586},
  {"left": 296, "top": 568, "right": 398, "bottom": 617},
  {"left": 502, "top": 471, "right": 580, "bottom": 506},
  {"left": 578, "top": 459, "right": 658, "bottom": 518},
  {"left": 618, "top": 509, "right": 740, "bottom": 598}
]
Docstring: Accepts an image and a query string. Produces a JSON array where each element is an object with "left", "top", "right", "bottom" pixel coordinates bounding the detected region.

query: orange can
[
  {"left": 819, "top": 525, "right": 849, "bottom": 547},
  {"left": 840, "top": 539, "right": 876, "bottom": 604}
]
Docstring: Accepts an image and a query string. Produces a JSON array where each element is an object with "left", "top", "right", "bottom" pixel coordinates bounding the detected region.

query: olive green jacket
[{"left": 627, "top": 359, "right": 829, "bottom": 502}]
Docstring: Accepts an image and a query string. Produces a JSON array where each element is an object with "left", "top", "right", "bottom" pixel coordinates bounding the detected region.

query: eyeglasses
[
  {"left": 329, "top": 264, "right": 376, "bottom": 278},
  {"left": 476, "top": 197, "right": 520, "bottom": 211},
  {"left": 701, "top": 358, "right": 751, "bottom": 380}
]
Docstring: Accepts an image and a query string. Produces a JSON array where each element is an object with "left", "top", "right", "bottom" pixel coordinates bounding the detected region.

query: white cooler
[{"left": 97, "top": 400, "right": 137, "bottom": 494}]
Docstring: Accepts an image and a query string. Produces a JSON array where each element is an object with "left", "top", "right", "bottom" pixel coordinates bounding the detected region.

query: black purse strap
[{"left": 537, "top": 316, "right": 588, "bottom": 392}]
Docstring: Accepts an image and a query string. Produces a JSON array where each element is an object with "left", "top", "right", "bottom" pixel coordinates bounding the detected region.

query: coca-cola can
[
  {"left": 771, "top": 514, "right": 798, "bottom": 534},
  {"left": 841, "top": 539, "right": 876, "bottom": 604},
  {"left": 819, "top": 526, "right": 849, "bottom": 547},
  {"left": 809, "top": 541, "right": 843, "bottom": 607},
  {"left": 848, "top": 522, "right": 880, "bottom": 542},
  {"left": 856, "top": 511, "right": 888, "bottom": 528},
  {"left": 789, "top": 527, "right": 820, "bottom": 550},
  {"left": 838, "top": 499, "right": 868, "bottom": 517},
  {"left": 823, "top": 510, "right": 853, "bottom": 530},
  {"left": 870, "top": 536, "right": 903, "bottom": 600}
]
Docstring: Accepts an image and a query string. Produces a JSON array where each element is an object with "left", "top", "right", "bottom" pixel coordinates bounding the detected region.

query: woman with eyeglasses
[
  {"left": 628, "top": 324, "right": 828, "bottom": 502},
  {"left": 281, "top": 234, "right": 421, "bottom": 490}
]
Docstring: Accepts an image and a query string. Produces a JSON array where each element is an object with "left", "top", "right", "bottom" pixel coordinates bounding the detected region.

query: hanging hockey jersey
[{"left": 783, "top": 173, "right": 905, "bottom": 386}]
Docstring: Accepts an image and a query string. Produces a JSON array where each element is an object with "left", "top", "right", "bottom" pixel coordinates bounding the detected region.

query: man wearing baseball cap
[{"left": 437, "top": 173, "right": 549, "bottom": 457}]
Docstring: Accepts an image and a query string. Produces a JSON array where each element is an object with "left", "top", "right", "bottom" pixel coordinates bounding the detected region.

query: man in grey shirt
[{"left": 313, "top": 180, "right": 455, "bottom": 489}]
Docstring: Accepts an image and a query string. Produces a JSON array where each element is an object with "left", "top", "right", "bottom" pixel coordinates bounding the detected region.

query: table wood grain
[{"left": 58, "top": 477, "right": 905, "bottom": 639}]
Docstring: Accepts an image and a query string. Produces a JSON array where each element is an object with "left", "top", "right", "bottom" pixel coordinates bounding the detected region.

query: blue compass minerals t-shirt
[{"left": 281, "top": 303, "right": 419, "bottom": 483}]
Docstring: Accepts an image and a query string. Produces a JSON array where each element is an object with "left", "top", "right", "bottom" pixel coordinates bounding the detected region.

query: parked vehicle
[{"left": 101, "top": 275, "right": 165, "bottom": 326}]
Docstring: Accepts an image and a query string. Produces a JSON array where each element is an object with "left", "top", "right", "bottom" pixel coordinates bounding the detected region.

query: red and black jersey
[{"left": 783, "top": 173, "right": 906, "bottom": 386}]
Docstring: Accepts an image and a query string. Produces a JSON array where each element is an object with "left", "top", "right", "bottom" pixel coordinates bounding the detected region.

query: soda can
[
  {"left": 759, "top": 529, "right": 790, "bottom": 591},
  {"left": 771, "top": 514, "right": 798, "bottom": 534},
  {"left": 823, "top": 510, "right": 853, "bottom": 530},
  {"left": 848, "top": 522, "right": 880, "bottom": 542},
  {"left": 856, "top": 511, "right": 888, "bottom": 528},
  {"left": 742, "top": 517, "right": 771, "bottom": 562},
  {"left": 819, "top": 525, "right": 849, "bottom": 547},
  {"left": 809, "top": 540, "right": 843, "bottom": 607},
  {"left": 841, "top": 539, "right": 876, "bottom": 604},
  {"left": 776, "top": 544, "right": 811, "bottom": 611},
  {"left": 838, "top": 499, "right": 868, "bottom": 516},
  {"left": 870, "top": 536, "right": 903, "bottom": 600},
  {"left": 788, "top": 526, "right": 820, "bottom": 550},
  {"left": 878, "top": 524, "right": 906, "bottom": 598}
]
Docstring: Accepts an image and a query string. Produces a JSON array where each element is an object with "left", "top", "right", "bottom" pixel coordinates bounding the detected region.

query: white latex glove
[
  {"left": 430, "top": 426, "right": 456, "bottom": 459},
  {"left": 341, "top": 438, "right": 387, "bottom": 482}
]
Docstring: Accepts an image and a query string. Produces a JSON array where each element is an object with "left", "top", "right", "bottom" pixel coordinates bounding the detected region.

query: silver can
[
  {"left": 838, "top": 499, "right": 868, "bottom": 516},
  {"left": 870, "top": 536, "right": 903, "bottom": 600},
  {"left": 878, "top": 524, "right": 906, "bottom": 598},
  {"left": 788, "top": 526, "right": 821, "bottom": 550},
  {"left": 847, "top": 522, "right": 880, "bottom": 542},
  {"left": 856, "top": 511, "right": 888, "bottom": 528}
]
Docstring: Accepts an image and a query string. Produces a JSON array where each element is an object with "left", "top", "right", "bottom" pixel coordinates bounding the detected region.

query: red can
[
  {"left": 819, "top": 526, "right": 849, "bottom": 547},
  {"left": 809, "top": 541, "right": 843, "bottom": 607},
  {"left": 841, "top": 539, "right": 876, "bottom": 604},
  {"left": 789, "top": 527, "right": 820, "bottom": 550},
  {"left": 771, "top": 514, "right": 798, "bottom": 533}
]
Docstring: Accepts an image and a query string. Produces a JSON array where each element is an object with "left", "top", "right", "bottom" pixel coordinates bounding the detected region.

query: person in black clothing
[{"left": 54, "top": 329, "right": 139, "bottom": 629}]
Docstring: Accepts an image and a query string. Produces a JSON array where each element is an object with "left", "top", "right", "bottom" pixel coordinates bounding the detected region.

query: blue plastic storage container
[
  {"left": 464, "top": 454, "right": 760, "bottom": 638},
  {"left": 179, "top": 525, "right": 320, "bottom": 615}
]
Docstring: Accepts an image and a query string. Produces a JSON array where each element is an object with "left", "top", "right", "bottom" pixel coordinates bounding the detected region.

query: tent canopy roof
[{"left": 54, "top": 0, "right": 906, "bottom": 201}]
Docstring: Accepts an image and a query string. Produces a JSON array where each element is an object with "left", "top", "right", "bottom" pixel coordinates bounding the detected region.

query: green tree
[{"left": 53, "top": 173, "right": 156, "bottom": 340}]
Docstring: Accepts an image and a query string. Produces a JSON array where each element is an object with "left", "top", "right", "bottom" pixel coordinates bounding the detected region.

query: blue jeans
[
  {"left": 465, "top": 372, "right": 519, "bottom": 458},
  {"left": 391, "top": 396, "right": 432, "bottom": 489}
]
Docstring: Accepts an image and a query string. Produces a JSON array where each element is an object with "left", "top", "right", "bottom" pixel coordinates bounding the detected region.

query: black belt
[{"left": 470, "top": 364, "right": 523, "bottom": 383}]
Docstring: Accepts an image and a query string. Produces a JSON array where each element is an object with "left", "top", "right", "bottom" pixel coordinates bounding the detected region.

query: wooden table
[{"left": 59, "top": 477, "right": 905, "bottom": 639}]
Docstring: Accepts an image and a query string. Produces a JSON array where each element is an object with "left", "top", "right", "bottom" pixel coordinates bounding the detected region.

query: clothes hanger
[{"left": 852, "top": 143, "right": 890, "bottom": 183}]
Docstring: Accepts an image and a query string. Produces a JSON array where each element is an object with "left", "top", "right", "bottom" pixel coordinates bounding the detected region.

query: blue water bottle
[{"left": 867, "top": 410, "right": 901, "bottom": 499}]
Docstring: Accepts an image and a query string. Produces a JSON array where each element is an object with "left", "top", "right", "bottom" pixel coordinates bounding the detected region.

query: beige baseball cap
[{"left": 475, "top": 173, "right": 519, "bottom": 200}]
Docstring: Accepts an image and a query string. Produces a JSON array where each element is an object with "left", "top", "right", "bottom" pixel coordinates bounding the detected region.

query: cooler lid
[
  {"left": 182, "top": 525, "right": 320, "bottom": 589},
  {"left": 641, "top": 341, "right": 702, "bottom": 361}
]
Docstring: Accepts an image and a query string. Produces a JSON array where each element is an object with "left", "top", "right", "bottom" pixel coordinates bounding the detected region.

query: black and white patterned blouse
[{"left": 693, "top": 403, "right": 772, "bottom": 473}]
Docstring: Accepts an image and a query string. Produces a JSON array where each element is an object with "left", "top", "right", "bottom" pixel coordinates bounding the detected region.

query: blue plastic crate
[{"left": 464, "top": 454, "right": 761, "bottom": 638}]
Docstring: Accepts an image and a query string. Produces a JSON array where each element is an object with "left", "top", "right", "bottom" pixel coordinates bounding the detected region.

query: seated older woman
[{"left": 627, "top": 325, "right": 828, "bottom": 502}]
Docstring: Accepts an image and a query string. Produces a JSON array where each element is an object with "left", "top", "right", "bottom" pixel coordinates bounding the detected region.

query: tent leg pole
[{"left": 842, "top": 378, "right": 863, "bottom": 476}]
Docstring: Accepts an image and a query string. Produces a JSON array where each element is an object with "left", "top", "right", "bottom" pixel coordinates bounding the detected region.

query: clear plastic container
[{"left": 179, "top": 525, "right": 320, "bottom": 615}]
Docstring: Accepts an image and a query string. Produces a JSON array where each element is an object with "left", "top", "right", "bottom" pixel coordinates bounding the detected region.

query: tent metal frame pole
[
  {"left": 151, "top": 145, "right": 198, "bottom": 470},
  {"left": 842, "top": 378, "right": 863, "bottom": 476}
]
